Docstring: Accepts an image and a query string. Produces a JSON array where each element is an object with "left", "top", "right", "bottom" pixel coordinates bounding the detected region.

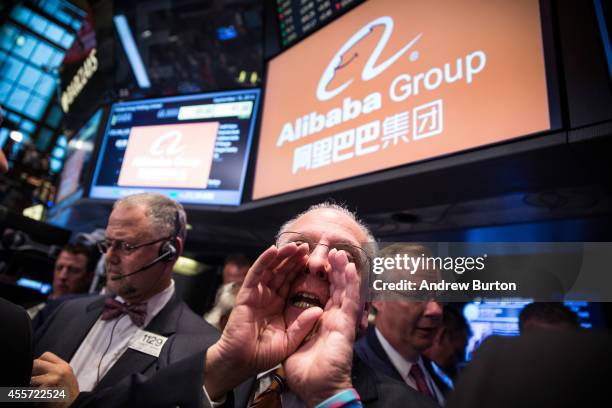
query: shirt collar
[{"left": 257, "top": 364, "right": 282, "bottom": 380}]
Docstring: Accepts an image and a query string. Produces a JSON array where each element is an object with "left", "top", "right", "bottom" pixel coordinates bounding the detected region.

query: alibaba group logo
[
  {"left": 316, "top": 16, "right": 422, "bottom": 101},
  {"left": 150, "top": 130, "right": 186, "bottom": 157}
]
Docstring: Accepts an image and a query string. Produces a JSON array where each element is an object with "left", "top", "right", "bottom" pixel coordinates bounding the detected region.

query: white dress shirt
[
  {"left": 375, "top": 327, "right": 444, "bottom": 405},
  {"left": 70, "top": 280, "right": 175, "bottom": 392}
]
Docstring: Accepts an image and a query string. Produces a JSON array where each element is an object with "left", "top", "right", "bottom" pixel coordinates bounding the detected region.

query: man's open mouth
[{"left": 290, "top": 291, "right": 323, "bottom": 309}]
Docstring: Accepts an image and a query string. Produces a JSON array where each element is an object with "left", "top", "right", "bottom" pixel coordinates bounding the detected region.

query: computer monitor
[
  {"left": 89, "top": 89, "right": 260, "bottom": 206},
  {"left": 54, "top": 108, "right": 105, "bottom": 207},
  {"left": 462, "top": 300, "right": 605, "bottom": 361}
]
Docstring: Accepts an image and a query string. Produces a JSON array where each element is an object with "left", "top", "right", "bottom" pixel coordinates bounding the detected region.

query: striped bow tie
[{"left": 101, "top": 297, "right": 147, "bottom": 327}]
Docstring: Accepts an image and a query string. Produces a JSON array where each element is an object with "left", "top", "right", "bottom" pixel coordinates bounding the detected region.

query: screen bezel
[
  {"left": 87, "top": 88, "right": 261, "bottom": 208},
  {"left": 51, "top": 105, "right": 110, "bottom": 212},
  {"left": 247, "top": 0, "right": 562, "bottom": 205}
]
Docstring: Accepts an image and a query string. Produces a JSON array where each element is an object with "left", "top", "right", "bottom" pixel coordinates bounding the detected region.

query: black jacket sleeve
[{"left": 73, "top": 350, "right": 235, "bottom": 408}]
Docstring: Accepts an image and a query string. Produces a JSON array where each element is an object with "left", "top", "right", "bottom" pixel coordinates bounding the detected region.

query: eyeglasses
[
  {"left": 97, "top": 236, "right": 171, "bottom": 255},
  {"left": 276, "top": 231, "right": 372, "bottom": 272}
]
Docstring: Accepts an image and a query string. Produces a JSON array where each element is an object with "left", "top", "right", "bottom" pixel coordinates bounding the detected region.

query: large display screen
[
  {"left": 276, "top": 0, "right": 365, "bottom": 47},
  {"left": 462, "top": 300, "right": 604, "bottom": 361},
  {"left": 89, "top": 89, "right": 260, "bottom": 206},
  {"left": 254, "top": 0, "right": 555, "bottom": 200},
  {"left": 55, "top": 108, "right": 104, "bottom": 206}
]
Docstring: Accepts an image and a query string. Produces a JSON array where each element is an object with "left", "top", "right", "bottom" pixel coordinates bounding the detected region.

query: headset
[
  {"left": 110, "top": 211, "right": 180, "bottom": 281},
  {"left": 158, "top": 210, "right": 180, "bottom": 262}
]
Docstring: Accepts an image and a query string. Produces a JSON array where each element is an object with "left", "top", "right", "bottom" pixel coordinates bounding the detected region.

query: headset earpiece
[
  {"left": 158, "top": 210, "right": 181, "bottom": 262},
  {"left": 159, "top": 241, "right": 177, "bottom": 262}
]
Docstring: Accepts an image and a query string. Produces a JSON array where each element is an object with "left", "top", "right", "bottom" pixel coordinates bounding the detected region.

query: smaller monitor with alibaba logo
[{"left": 89, "top": 89, "right": 260, "bottom": 206}]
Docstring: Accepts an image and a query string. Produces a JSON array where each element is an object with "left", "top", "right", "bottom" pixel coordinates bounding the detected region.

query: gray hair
[
  {"left": 114, "top": 193, "right": 187, "bottom": 242},
  {"left": 277, "top": 201, "right": 378, "bottom": 267},
  {"left": 376, "top": 243, "right": 434, "bottom": 283}
]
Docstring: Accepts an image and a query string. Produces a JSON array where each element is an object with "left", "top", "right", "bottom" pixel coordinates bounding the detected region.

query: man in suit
[
  {"left": 28, "top": 242, "right": 98, "bottom": 323},
  {"left": 32, "top": 192, "right": 219, "bottom": 405},
  {"left": 73, "top": 202, "right": 437, "bottom": 408},
  {"left": 0, "top": 110, "right": 32, "bottom": 386},
  {"left": 355, "top": 243, "right": 445, "bottom": 405},
  {"left": 446, "top": 330, "right": 612, "bottom": 408},
  {"left": 0, "top": 297, "right": 32, "bottom": 386}
]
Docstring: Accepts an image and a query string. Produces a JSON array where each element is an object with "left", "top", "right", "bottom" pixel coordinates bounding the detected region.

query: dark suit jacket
[
  {"left": 34, "top": 292, "right": 220, "bottom": 392},
  {"left": 446, "top": 331, "right": 612, "bottom": 408},
  {"left": 355, "top": 326, "right": 404, "bottom": 383},
  {"left": 352, "top": 354, "right": 439, "bottom": 408},
  {"left": 31, "top": 293, "right": 92, "bottom": 333},
  {"left": 0, "top": 297, "right": 33, "bottom": 386},
  {"left": 355, "top": 326, "right": 444, "bottom": 405},
  {"left": 232, "top": 353, "right": 440, "bottom": 408},
  {"left": 73, "top": 347, "right": 212, "bottom": 407},
  {"left": 74, "top": 348, "right": 439, "bottom": 408}
]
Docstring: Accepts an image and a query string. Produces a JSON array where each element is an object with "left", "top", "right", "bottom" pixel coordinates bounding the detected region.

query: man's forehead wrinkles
[
  {"left": 289, "top": 209, "right": 366, "bottom": 245},
  {"left": 105, "top": 225, "right": 136, "bottom": 239},
  {"left": 294, "top": 230, "right": 359, "bottom": 246},
  {"left": 106, "top": 210, "right": 152, "bottom": 241},
  {"left": 105, "top": 227, "right": 149, "bottom": 244}
]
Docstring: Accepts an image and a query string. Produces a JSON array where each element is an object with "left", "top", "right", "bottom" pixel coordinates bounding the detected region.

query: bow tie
[{"left": 101, "top": 297, "right": 147, "bottom": 327}]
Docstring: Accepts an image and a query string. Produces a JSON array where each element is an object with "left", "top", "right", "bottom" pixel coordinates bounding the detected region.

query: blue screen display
[
  {"left": 89, "top": 89, "right": 260, "bottom": 206},
  {"left": 463, "top": 300, "right": 603, "bottom": 360},
  {"left": 217, "top": 25, "right": 238, "bottom": 41}
]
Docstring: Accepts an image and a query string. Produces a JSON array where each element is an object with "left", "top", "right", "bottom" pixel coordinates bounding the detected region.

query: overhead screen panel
[
  {"left": 254, "top": 0, "right": 555, "bottom": 200},
  {"left": 89, "top": 89, "right": 260, "bottom": 206},
  {"left": 463, "top": 300, "right": 604, "bottom": 361},
  {"left": 55, "top": 108, "right": 105, "bottom": 206},
  {"left": 276, "top": 0, "right": 365, "bottom": 47}
]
